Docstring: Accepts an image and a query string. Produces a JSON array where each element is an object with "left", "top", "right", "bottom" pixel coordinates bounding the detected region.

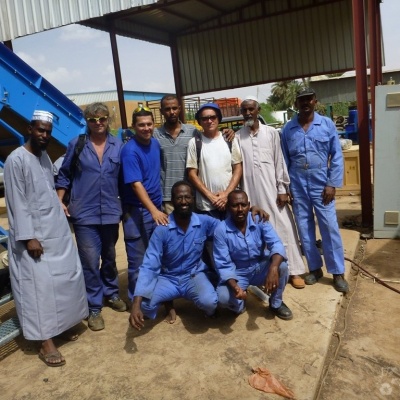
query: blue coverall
[
  {"left": 281, "top": 112, "right": 345, "bottom": 275},
  {"left": 134, "top": 213, "right": 219, "bottom": 318},
  {"left": 213, "top": 213, "right": 289, "bottom": 313},
  {"left": 56, "top": 133, "right": 123, "bottom": 313}
]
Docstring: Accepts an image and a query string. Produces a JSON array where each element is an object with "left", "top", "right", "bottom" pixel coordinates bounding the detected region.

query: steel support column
[
  {"left": 170, "top": 36, "right": 185, "bottom": 122},
  {"left": 109, "top": 28, "right": 128, "bottom": 129},
  {"left": 352, "top": 0, "right": 373, "bottom": 226}
]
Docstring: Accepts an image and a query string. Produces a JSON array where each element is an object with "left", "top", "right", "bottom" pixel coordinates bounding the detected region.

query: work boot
[
  {"left": 269, "top": 302, "right": 293, "bottom": 320},
  {"left": 304, "top": 268, "right": 323, "bottom": 285},
  {"left": 106, "top": 296, "right": 127, "bottom": 312},
  {"left": 88, "top": 311, "right": 105, "bottom": 331},
  {"left": 333, "top": 274, "right": 349, "bottom": 293}
]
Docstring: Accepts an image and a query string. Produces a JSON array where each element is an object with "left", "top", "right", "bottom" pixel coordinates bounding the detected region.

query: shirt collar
[
  {"left": 225, "top": 212, "right": 257, "bottom": 234},
  {"left": 167, "top": 211, "right": 201, "bottom": 231}
]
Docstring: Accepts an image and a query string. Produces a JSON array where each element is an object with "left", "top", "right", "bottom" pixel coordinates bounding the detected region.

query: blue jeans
[
  {"left": 217, "top": 258, "right": 289, "bottom": 313},
  {"left": 122, "top": 205, "right": 156, "bottom": 301},
  {"left": 74, "top": 224, "right": 120, "bottom": 313},
  {"left": 141, "top": 272, "right": 218, "bottom": 318}
]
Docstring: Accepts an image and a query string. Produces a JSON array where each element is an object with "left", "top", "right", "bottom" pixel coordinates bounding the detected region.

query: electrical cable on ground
[{"left": 315, "top": 238, "right": 400, "bottom": 399}]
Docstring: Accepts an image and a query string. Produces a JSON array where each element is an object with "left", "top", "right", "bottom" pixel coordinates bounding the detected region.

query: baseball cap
[
  {"left": 195, "top": 103, "right": 222, "bottom": 123},
  {"left": 296, "top": 87, "right": 316, "bottom": 98}
]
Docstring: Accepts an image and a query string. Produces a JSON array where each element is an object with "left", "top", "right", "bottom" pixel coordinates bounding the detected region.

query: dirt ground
[
  {"left": 0, "top": 195, "right": 399, "bottom": 400},
  {"left": 316, "top": 237, "right": 400, "bottom": 400}
]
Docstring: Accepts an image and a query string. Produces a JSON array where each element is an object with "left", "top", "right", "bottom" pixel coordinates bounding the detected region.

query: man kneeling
[
  {"left": 129, "top": 181, "right": 219, "bottom": 330},
  {"left": 213, "top": 190, "right": 293, "bottom": 320}
]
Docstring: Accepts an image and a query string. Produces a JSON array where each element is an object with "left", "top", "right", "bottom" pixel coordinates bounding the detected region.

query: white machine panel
[{"left": 374, "top": 84, "right": 400, "bottom": 238}]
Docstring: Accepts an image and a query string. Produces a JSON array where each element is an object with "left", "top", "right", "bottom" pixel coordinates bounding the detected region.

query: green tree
[
  {"left": 259, "top": 102, "right": 278, "bottom": 124},
  {"left": 267, "top": 80, "right": 305, "bottom": 110}
]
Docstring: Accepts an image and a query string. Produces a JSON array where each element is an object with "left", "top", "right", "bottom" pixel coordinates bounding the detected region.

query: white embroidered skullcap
[
  {"left": 31, "top": 110, "right": 53, "bottom": 123},
  {"left": 243, "top": 95, "right": 258, "bottom": 102}
]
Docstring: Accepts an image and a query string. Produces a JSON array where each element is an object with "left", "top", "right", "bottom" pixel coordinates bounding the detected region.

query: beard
[
  {"left": 174, "top": 206, "right": 193, "bottom": 219},
  {"left": 244, "top": 119, "right": 255, "bottom": 128}
]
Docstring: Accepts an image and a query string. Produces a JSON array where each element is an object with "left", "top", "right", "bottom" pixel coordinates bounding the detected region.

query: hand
[
  {"left": 264, "top": 265, "right": 279, "bottom": 294},
  {"left": 26, "top": 239, "right": 43, "bottom": 259},
  {"left": 276, "top": 193, "right": 289, "bottom": 208},
  {"left": 322, "top": 186, "right": 336, "bottom": 206},
  {"left": 213, "top": 191, "right": 228, "bottom": 210},
  {"left": 232, "top": 285, "right": 247, "bottom": 300},
  {"left": 129, "top": 301, "right": 145, "bottom": 331},
  {"left": 60, "top": 202, "right": 70, "bottom": 217},
  {"left": 250, "top": 206, "right": 269, "bottom": 222},
  {"left": 222, "top": 128, "right": 235, "bottom": 142},
  {"left": 151, "top": 210, "right": 169, "bottom": 226}
]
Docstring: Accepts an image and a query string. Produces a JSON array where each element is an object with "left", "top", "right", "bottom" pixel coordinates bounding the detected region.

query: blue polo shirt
[{"left": 120, "top": 136, "right": 162, "bottom": 208}]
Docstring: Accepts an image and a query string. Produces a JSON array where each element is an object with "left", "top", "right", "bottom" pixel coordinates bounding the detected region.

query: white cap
[
  {"left": 243, "top": 95, "right": 258, "bottom": 102},
  {"left": 31, "top": 110, "right": 53, "bottom": 123}
]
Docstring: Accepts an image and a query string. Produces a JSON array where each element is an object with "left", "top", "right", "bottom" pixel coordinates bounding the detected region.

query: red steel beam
[{"left": 352, "top": 0, "right": 373, "bottom": 226}]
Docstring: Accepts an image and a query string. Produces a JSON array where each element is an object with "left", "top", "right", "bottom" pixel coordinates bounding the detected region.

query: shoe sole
[{"left": 270, "top": 311, "right": 293, "bottom": 321}]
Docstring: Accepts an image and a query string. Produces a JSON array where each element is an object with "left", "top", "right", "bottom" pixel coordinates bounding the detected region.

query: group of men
[{"left": 4, "top": 87, "right": 348, "bottom": 367}]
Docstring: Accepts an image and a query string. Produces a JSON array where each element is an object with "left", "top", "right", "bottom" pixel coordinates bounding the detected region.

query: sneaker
[
  {"left": 269, "top": 302, "right": 293, "bottom": 320},
  {"left": 333, "top": 274, "right": 349, "bottom": 293},
  {"left": 88, "top": 311, "right": 105, "bottom": 331},
  {"left": 106, "top": 296, "right": 127, "bottom": 312},
  {"left": 304, "top": 268, "right": 323, "bottom": 285}
]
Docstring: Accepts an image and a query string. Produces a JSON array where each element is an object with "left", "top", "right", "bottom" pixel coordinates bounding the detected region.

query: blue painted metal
[
  {"left": 0, "top": 42, "right": 86, "bottom": 150},
  {"left": 0, "top": 316, "right": 22, "bottom": 347}
]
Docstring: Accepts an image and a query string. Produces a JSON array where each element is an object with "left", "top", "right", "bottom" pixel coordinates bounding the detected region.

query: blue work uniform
[
  {"left": 213, "top": 213, "right": 289, "bottom": 313},
  {"left": 56, "top": 133, "right": 123, "bottom": 313},
  {"left": 120, "top": 136, "right": 163, "bottom": 301},
  {"left": 134, "top": 212, "right": 219, "bottom": 318},
  {"left": 281, "top": 112, "right": 345, "bottom": 274}
]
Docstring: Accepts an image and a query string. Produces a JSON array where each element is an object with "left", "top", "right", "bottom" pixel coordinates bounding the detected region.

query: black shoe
[
  {"left": 333, "top": 274, "right": 349, "bottom": 293},
  {"left": 269, "top": 302, "right": 293, "bottom": 320},
  {"left": 304, "top": 268, "right": 323, "bottom": 285}
]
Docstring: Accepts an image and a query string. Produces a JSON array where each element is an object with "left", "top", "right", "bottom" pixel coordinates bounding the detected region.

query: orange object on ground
[{"left": 248, "top": 367, "right": 296, "bottom": 399}]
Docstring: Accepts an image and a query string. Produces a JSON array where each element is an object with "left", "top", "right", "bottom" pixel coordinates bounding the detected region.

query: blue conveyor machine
[{"left": 0, "top": 42, "right": 86, "bottom": 162}]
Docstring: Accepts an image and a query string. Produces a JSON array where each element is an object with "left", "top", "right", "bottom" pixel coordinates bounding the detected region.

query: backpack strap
[
  {"left": 195, "top": 130, "right": 232, "bottom": 168},
  {"left": 69, "top": 134, "right": 87, "bottom": 181},
  {"left": 195, "top": 131, "right": 202, "bottom": 168}
]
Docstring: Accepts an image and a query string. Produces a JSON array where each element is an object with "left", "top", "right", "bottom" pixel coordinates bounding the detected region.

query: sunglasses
[
  {"left": 200, "top": 115, "right": 218, "bottom": 122},
  {"left": 87, "top": 116, "right": 108, "bottom": 123},
  {"left": 133, "top": 105, "right": 152, "bottom": 114}
]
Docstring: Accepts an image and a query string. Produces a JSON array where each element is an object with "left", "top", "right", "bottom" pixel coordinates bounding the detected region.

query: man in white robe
[
  {"left": 4, "top": 110, "right": 88, "bottom": 367},
  {"left": 236, "top": 97, "right": 306, "bottom": 288}
]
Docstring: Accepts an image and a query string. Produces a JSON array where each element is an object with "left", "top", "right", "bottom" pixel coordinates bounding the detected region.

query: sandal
[
  {"left": 39, "top": 351, "right": 66, "bottom": 367},
  {"left": 56, "top": 331, "right": 79, "bottom": 341}
]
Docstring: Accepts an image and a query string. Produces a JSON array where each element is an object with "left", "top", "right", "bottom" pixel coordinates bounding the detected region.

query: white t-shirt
[{"left": 186, "top": 131, "right": 242, "bottom": 211}]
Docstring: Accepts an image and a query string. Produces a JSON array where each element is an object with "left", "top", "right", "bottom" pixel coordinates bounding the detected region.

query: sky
[{"left": 10, "top": 0, "right": 400, "bottom": 104}]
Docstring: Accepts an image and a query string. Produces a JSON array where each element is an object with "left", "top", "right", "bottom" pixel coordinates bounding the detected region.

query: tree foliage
[
  {"left": 259, "top": 102, "right": 278, "bottom": 123},
  {"left": 267, "top": 80, "right": 307, "bottom": 110}
]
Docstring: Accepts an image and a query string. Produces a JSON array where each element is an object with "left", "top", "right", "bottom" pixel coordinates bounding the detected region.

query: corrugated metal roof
[
  {"left": 0, "top": 0, "right": 158, "bottom": 41},
  {"left": 1, "top": 0, "right": 376, "bottom": 96},
  {"left": 66, "top": 90, "right": 168, "bottom": 106}
]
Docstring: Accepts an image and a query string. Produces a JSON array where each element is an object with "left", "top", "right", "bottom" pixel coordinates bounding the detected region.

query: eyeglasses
[
  {"left": 200, "top": 115, "right": 218, "bottom": 122},
  {"left": 133, "top": 105, "right": 152, "bottom": 114},
  {"left": 87, "top": 116, "right": 108, "bottom": 124}
]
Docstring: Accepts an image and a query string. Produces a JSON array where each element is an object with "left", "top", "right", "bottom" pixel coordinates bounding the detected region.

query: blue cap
[{"left": 195, "top": 103, "right": 222, "bottom": 124}]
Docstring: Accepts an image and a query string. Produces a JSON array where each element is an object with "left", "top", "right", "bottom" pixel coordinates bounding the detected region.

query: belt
[{"left": 295, "top": 163, "right": 322, "bottom": 170}]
